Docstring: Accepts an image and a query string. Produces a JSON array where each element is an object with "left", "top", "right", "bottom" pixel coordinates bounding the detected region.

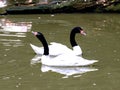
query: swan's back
[{"left": 49, "top": 42, "right": 72, "bottom": 55}]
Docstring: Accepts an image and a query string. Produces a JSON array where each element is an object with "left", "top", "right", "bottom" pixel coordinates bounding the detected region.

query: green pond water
[{"left": 0, "top": 14, "right": 120, "bottom": 90}]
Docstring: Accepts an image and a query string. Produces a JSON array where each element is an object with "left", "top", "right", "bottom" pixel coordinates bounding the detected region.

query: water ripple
[
  {"left": 0, "top": 33, "right": 26, "bottom": 37},
  {"left": 0, "top": 38, "right": 24, "bottom": 47}
]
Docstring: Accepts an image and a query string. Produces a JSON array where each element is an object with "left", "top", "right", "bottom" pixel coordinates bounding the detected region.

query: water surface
[{"left": 0, "top": 14, "right": 120, "bottom": 90}]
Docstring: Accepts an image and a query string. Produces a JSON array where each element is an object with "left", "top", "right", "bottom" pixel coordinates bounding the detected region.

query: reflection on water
[
  {"left": 0, "top": 18, "right": 32, "bottom": 47},
  {"left": 31, "top": 55, "right": 98, "bottom": 78},
  {"left": 0, "top": 33, "right": 25, "bottom": 47},
  {"left": 0, "top": 18, "right": 32, "bottom": 32},
  {"left": 0, "top": 0, "right": 7, "bottom": 8},
  {"left": 0, "top": 33, "right": 26, "bottom": 37},
  {"left": 0, "top": 39, "right": 23, "bottom": 47},
  {"left": 31, "top": 55, "right": 42, "bottom": 64},
  {"left": 41, "top": 65, "right": 98, "bottom": 78}
]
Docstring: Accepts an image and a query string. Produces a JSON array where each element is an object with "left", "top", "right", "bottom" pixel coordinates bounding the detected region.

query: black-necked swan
[
  {"left": 31, "top": 32, "right": 98, "bottom": 66},
  {"left": 30, "top": 27, "right": 86, "bottom": 56}
]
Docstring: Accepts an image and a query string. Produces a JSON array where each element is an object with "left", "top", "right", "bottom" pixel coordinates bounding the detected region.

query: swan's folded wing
[{"left": 49, "top": 42, "right": 72, "bottom": 55}]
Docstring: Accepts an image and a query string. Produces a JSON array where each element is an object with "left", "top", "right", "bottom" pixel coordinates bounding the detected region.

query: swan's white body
[
  {"left": 41, "top": 53, "right": 98, "bottom": 66},
  {"left": 30, "top": 42, "right": 82, "bottom": 56}
]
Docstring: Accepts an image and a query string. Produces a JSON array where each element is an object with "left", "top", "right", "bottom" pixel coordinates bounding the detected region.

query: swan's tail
[
  {"left": 30, "top": 43, "right": 43, "bottom": 55},
  {"left": 87, "top": 59, "right": 98, "bottom": 65},
  {"left": 80, "top": 59, "right": 98, "bottom": 66}
]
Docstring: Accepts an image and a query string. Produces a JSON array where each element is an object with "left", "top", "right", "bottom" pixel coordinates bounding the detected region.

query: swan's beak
[
  {"left": 31, "top": 31, "right": 38, "bottom": 36},
  {"left": 81, "top": 30, "right": 86, "bottom": 36}
]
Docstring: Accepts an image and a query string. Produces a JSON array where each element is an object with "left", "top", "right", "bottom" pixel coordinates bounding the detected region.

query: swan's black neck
[
  {"left": 70, "top": 27, "right": 80, "bottom": 47},
  {"left": 36, "top": 32, "right": 49, "bottom": 55}
]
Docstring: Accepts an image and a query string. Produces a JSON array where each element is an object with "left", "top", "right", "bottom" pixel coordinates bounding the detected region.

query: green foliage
[{"left": 105, "top": 3, "right": 120, "bottom": 12}]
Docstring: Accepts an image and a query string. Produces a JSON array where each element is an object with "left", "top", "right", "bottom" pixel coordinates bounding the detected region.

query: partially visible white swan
[
  {"left": 31, "top": 32, "right": 98, "bottom": 66},
  {"left": 30, "top": 27, "right": 86, "bottom": 56}
]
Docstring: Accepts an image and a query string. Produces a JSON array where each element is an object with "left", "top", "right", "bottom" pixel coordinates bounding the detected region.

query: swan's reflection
[
  {"left": 41, "top": 65, "right": 98, "bottom": 78},
  {"left": 31, "top": 55, "right": 98, "bottom": 78},
  {"left": 31, "top": 55, "right": 42, "bottom": 64}
]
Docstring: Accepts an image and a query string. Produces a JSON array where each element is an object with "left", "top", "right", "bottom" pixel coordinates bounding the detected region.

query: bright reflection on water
[
  {"left": 0, "top": 18, "right": 32, "bottom": 47},
  {"left": 41, "top": 65, "right": 98, "bottom": 78},
  {"left": 0, "top": 0, "right": 7, "bottom": 8},
  {"left": 0, "top": 14, "right": 120, "bottom": 90}
]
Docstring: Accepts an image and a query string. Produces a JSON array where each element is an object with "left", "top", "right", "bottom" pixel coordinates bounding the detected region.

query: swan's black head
[
  {"left": 70, "top": 27, "right": 86, "bottom": 47},
  {"left": 36, "top": 32, "right": 43, "bottom": 38},
  {"left": 33, "top": 32, "right": 42, "bottom": 40},
  {"left": 32, "top": 31, "right": 49, "bottom": 55},
  {"left": 32, "top": 31, "right": 41, "bottom": 36},
  {"left": 72, "top": 27, "right": 86, "bottom": 36},
  {"left": 32, "top": 31, "right": 44, "bottom": 40},
  {"left": 32, "top": 31, "right": 47, "bottom": 45}
]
